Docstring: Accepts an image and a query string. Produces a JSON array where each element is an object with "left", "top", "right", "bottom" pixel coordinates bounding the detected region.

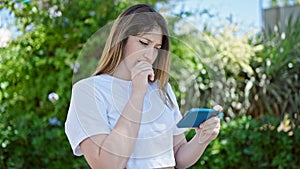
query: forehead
[{"left": 139, "top": 28, "right": 163, "bottom": 44}]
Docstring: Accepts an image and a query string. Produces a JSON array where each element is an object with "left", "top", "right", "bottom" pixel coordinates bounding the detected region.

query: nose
[{"left": 143, "top": 48, "right": 157, "bottom": 63}]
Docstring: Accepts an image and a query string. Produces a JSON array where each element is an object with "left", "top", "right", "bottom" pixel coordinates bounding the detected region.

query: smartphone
[{"left": 176, "top": 108, "right": 221, "bottom": 128}]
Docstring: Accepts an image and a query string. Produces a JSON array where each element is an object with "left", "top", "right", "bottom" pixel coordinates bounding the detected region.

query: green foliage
[
  {"left": 269, "top": 0, "right": 300, "bottom": 7},
  {"left": 165, "top": 5, "right": 300, "bottom": 168},
  {"left": 0, "top": 0, "right": 163, "bottom": 168},
  {"left": 169, "top": 22, "right": 263, "bottom": 117},
  {"left": 248, "top": 16, "right": 300, "bottom": 127},
  {"left": 186, "top": 116, "right": 300, "bottom": 169},
  {"left": 167, "top": 5, "right": 299, "bottom": 128},
  {"left": 1, "top": 0, "right": 299, "bottom": 168}
]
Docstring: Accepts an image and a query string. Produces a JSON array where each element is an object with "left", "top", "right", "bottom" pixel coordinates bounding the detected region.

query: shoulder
[
  {"left": 73, "top": 76, "right": 98, "bottom": 88},
  {"left": 166, "top": 82, "right": 175, "bottom": 96},
  {"left": 166, "top": 82, "right": 172, "bottom": 90},
  {"left": 72, "top": 75, "right": 110, "bottom": 91},
  {"left": 149, "top": 80, "right": 172, "bottom": 90}
]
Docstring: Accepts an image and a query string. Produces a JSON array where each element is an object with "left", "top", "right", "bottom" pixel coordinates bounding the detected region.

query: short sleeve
[
  {"left": 65, "top": 78, "right": 110, "bottom": 156},
  {"left": 166, "top": 83, "right": 187, "bottom": 135}
]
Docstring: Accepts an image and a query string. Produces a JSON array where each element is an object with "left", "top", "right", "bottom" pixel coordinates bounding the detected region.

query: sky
[
  {"left": 163, "top": 0, "right": 263, "bottom": 33},
  {"left": 198, "top": 0, "right": 261, "bottom": 29}
]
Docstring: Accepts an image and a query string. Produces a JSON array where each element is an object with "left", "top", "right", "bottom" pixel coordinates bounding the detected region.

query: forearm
[
  {"left": 175, "top": 133, "right": 210, "bottom": 169},
  {"left": 97, "top": 94, "right": 144, "bottom": 168}
]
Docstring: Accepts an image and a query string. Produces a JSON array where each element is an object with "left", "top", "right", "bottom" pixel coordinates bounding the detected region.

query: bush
[
  {"left": 1, "top": 0, "right": 299, "bottom": 168},
  {"left": 0, "top": 0, "right": 160, "bottom": 168},
  {"left": 248, "top": 16, "right": 300, "bottom": 128},
  {"left": 186, "top": 116, "right": 300, "bottom": 169}
]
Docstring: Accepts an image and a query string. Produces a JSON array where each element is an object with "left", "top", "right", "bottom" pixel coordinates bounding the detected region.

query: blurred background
[{"left": 0, "top": 0, "right": 299, "bottom": 168}]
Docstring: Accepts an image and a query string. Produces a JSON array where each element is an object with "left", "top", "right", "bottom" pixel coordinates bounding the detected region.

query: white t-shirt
[{"left": 65, "top": 74, "right": 186, "bottom": 169}]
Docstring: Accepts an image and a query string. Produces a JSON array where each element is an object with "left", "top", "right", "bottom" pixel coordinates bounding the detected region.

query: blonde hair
[{"left": 93, "top": 4, "right": 174, "bottom": 107}]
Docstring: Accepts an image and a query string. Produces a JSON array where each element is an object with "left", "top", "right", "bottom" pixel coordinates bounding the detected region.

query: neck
[{"left": 112, "top": 61, "right": 131, "bottom": 81}]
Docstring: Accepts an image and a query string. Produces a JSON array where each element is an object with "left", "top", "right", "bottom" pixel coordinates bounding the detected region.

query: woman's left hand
[{"left": 196, "top": 105, "right": 223, "bottom": 144}]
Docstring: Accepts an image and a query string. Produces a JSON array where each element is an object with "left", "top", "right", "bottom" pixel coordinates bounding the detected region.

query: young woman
[{"left": 65, "top": 4, "right": 222, "bottom": 169}]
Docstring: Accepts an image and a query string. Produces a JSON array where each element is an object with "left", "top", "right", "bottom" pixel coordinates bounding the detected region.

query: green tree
[{"left": 0, "top": 0, "right": 162, "bottom": 168}]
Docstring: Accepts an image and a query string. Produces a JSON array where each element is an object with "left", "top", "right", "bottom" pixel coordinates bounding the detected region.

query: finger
[
  {"left": 131, "top": 62, "right": 153, "bottom": 79},
  {"left": 213, "top": 105, "right": 223, "bottom": 112},
  {"left": 197, "top": 129, "right": 219, "bottom": 144},
  {"left": 202, "top": 116, "right": 220, "bottom": 126},
  {"left": 198, "top": 118, "right": 220, "bottom": 131},
  {"left": 131, "top": 66, "right": 152, "bottom": 77},
  {"left": 199, "top": 124, "right": 220, "bottom": 134},
  {"left": 136, "top": 60, "right": 152, "bottom": 67},
  {"left": 197, "top": 117, "right": 219, "bottom": 129},
  {"left": 149, "top": 71, "right": 154, "bottom": 81},
  {"left": 136, "top": 62, "right": 154, "bottom": 79},
  {"left": 201, "top": 122, "right": 220, "bottom": 132},
  {"left": 199, "top": 122, "right": 220, "bottom": 131},
  {"left": 132, "top": 69, "right": 154, "bottom": 82},
  {"left": 132, "top": 62, "right": 152, "bottom": 73},
  {"left": 203, "top": 128, "right": 220, "bottom": 137},
  {"left": 142, "top": 69, "right": 154, "bottom": 80}
]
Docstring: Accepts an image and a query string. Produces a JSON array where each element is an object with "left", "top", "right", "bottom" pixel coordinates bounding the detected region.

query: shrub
[
  {"left": 186, "top": 116, "right": 300, "bottom": 169},
  {"left": 0, "top": 0, "right": 160, "bottom": 168}
]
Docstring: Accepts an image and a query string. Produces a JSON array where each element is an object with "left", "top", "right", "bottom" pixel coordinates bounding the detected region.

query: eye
[
  {"left": 139, "top": 39, "right": 148, "bottom": 46},
  {"left": 155, "top": 45, "right": 162, "bottom": 50}
]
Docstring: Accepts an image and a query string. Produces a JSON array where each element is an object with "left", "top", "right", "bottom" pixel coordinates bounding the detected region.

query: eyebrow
[{"left": 139, "top": 36, "right": 162, "bottom": 46}]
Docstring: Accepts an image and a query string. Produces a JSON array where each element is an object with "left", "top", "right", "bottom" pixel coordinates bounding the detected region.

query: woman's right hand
[{"left": 130, "top": 60, "right": 154, "bottom": 96}]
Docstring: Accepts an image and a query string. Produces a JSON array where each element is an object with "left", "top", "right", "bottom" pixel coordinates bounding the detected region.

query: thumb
[{"left": 149, "top": 72, "right": 154, "bottom": 81}]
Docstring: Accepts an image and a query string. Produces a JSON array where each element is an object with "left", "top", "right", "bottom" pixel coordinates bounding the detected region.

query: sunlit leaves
[{"left": 0, "top": 0, "right": 163, "bottom": 168}]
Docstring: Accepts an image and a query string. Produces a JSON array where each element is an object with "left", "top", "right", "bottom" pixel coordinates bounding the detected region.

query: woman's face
[{"left": 123, "top": 28, "right": 163, "bottom": 68}]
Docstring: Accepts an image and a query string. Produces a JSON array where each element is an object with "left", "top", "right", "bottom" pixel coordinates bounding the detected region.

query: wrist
[
  {"left": 195, "top": 131, "right": 212, "bottom": 145},
  {"left": 128, "top": 92, "right": 145, "bottom": 113},
  {"left": 198, "top": 139, "right": 210, "bottom": 146},
  {"left": 131, "top": 90, "right": 146, "bottom": 99}
]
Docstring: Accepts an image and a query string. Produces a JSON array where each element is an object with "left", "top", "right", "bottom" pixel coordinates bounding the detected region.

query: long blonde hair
[{"left": 93, "top": 4, "right": 174, "bottom": 107}]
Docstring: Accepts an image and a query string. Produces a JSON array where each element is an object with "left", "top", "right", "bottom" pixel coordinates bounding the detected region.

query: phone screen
[{"left": 176, "top": 108, "right": 221, "bottom": 128}]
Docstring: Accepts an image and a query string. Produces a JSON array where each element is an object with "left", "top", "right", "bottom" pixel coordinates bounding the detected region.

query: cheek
[
  {"left": 123, "top": 46, "right": 144, "bottom": 66},
  {"left": 124, "top": 44, "right": 143, "bottom": 58},
  {"left": 154, "top": 50, "right": 159, "bottom": 58}
]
